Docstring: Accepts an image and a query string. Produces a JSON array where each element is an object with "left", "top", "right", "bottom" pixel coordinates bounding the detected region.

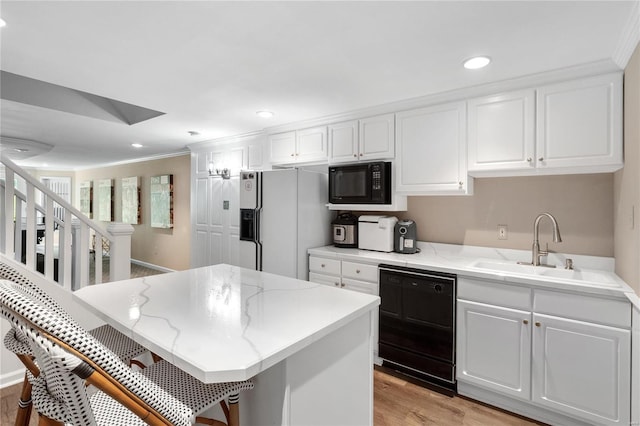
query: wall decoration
[
  {"left": 79, "top": 180, "right": 93, "bottom": 219},
  {"left": 150, "top": 174, "right": 173, "bottom": 228},
  {"left": 97, "top": 178, "right": 114, "bottom": 222},
  {"left": 121, "top": 176, "right": 141, "bottom": 224}
]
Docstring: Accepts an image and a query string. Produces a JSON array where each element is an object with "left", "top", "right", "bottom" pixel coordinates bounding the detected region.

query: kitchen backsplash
[{"left": 403, "top": 173, "right": 614, "bottom": 257}]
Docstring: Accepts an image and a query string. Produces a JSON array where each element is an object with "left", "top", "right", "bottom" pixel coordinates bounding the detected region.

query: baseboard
[
  {"left": 0, "top": 367, "right": 26, "bottom": 389},
  {"left": 457, "top": 381, "right": 593, "bottom": 426},
  {"left": 130, "top": 259, "right": 175, "bottom": 273}
]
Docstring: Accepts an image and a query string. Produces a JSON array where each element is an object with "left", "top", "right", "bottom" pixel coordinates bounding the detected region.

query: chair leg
[
  {"left": 14, "top": 373, "right": 32, "bottom": 426},
  {"left": 228, "top": 393, "right": 240, "bottom": 426}
]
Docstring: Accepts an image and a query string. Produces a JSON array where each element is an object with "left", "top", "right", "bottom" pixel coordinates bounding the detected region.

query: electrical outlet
[{"left": 498, "top": 225, "right": 508, "bottom": 240}]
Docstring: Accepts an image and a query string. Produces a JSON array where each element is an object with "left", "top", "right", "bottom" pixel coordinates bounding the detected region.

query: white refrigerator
[{"left": 239, "top": 168, "right": 332, "bottom": 279}]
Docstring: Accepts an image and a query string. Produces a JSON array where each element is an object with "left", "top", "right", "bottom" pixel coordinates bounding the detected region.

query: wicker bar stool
[
  {"left": 0, "top": 279, "right": 253, "bottom": 426},
  {"left": 0, "top": 262, "right": 149, "bottom": 425}
]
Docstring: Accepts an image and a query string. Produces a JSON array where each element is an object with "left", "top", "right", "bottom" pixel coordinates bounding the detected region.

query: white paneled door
[{"left": 191, "top": 151, "right": 240, "bottom": 268}]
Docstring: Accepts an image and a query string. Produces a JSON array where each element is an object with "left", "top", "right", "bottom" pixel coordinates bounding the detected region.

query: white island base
[{"left": 240, "top": 312, "right": 373, "bottom": 425}]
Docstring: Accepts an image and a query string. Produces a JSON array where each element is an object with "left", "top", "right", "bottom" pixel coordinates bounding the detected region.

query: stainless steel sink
[
  {"left": 471, "top": 260, "right": 537, "bottom": 275},
  {"left": 536, "top": 268, "right": 618, "bottom": 285},
  {"left": 470, "top": 260, "right": 620, "bottom": 286}
]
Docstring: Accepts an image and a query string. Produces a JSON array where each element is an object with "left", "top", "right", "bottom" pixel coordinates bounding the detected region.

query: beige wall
[
  {"left": 74, "top": 154, "right": 191, "bottom": 271},
  {"left": 405, "top": 174, "right": 614, "bottom": 257},
  {"left": 614, "top": 42, "right": 640, "bottom": 294}
]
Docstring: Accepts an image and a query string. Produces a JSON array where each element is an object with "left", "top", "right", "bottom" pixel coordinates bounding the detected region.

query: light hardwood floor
[{"left": 1, "top": 370, "right": 545, "bottom": 425}]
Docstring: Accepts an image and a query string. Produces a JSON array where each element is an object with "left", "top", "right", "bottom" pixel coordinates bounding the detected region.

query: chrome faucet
[{"left": 521, "top": 212, "right": 562, "bottom": 267}]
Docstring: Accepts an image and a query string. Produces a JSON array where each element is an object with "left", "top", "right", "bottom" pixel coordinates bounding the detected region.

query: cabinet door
[
  {"left": 395, "top": 102, "right": 470, "bottom": 194},
  {"left": 359, "top": 113, "right": 395, "bottom": 161},
  {"left": 342, "top": 278, "right": 376, "bottom": 295},
  {"left": 536, "top": 73, "right": 623, "bottom": 172},
  {"left": 468, "top": 89, "right": 535, "bottom": 174},
  {"left": 248, "top": 143, "right": 263, "bottom": 170},
  {"left": 532, "top": 314, "right": 630, "bottom": 426},
  {"left": 269, "top": 131, "right": 297, "bottom": 164},
  {"left": 309, "top": 272, "right": 341, "bottom": 288},
  {"left": 457, "top": 300, "right": 531, "bottom": 400},
  {"left": 296, "top": 126, "right": 328, "bottom": 162},
  {"left": 328, "top": 120, "right": 359, "bottom": 164}
]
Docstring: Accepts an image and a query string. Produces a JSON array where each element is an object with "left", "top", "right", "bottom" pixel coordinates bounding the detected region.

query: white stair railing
[{"left": 0, "top": 154, "right": 133, "bottom": 289}]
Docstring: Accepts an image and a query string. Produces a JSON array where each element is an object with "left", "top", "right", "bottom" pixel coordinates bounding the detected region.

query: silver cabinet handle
[
  {"left": 340, "top": 283, "right": 345, "bottom": 288},
  {"left": 356, "top": 269, "right": 360, "bottom": 274},
  {"left": 458, "top": 181, "right": 463, "bottom": 187},
  {"left": 523, "top": 319, "right": 529, "bottom": 325},
  {"left": 353, "top": 154, "right": 357, "bottom": 157},
  {"left": 334, "top": 282, "right": 339, "bottom": 286},
  {"left": 321, "top": 264, "right": 325, "bottom": 268},
  {"left": 535, "top": 322, "right": 541, "bottom": 327},
  {"left": 359, "top": 153, "right": 363, "bottom": 157},
  {"left": 538, "top": 157, "right": 544, "bottom": 162},
  {"left": 527, "top": 157, "right": 532, "bottom": 162}
]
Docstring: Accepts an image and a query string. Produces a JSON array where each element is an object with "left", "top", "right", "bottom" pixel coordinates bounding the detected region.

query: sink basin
[
  {"left": 471, "top": 260, "right": 621, "bottom": 287},
  {"left": 471, "top": 261, "right": 537, "bottom": 275},
  {"left": 536, "top": 268, "right": 619, "bottom": 286}
]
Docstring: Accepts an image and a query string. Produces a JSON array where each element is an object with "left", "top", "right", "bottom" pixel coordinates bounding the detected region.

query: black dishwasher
[{"left": 378, "top": 264, "right": 456, "bottom": 392}]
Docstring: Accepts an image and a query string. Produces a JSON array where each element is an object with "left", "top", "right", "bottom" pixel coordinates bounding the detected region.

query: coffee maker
[{"left": 332, "top": 213, "right": 358, "bottom": 248}]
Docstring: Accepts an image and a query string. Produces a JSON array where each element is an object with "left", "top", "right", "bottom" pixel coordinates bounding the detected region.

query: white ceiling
[{"left": 0, "top": 1, "right": 637, "bottom": 170}]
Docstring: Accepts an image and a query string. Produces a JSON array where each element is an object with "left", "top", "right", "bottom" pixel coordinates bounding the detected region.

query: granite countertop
[
  {"left": 309, "top": 242, "right": 637, "bottom": 303},
  {"left": 74, "top": 264, "right": 380, "bottom": 383}
]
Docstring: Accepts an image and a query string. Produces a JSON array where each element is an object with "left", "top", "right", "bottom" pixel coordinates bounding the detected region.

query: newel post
[{"left": 107, "top": 223, "right": 134, "bottom": 282}]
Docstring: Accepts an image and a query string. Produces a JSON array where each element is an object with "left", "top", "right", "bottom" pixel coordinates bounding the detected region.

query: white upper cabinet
[
  {"left": 468, "top": 73, "right": 623, "bottom": 177},
  {"left": 269, "top": 127, "right": 327, "bottom": 165},
  {"left": 536, "top": 73, "right": 622, "bottom": 172},
  {"left": 328, "top": 114, "right": 395, "bottom": 164},
  {"left": 269, "top": 131, "right": 297, "bottom": 164},
  {"left": 467, "top": 89, "right": 536, "bottom": 173},
  {"left": 328, "top": 120, "right": 359, "bottom": 163},
  {"left": 395, "top": 101, "right": 471, "bottom": 194},
  {"left": 359, "top": 113, "right": 395, "bottom": 161}
]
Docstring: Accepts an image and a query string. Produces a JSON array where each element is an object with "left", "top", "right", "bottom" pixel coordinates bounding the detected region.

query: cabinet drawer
[
  {"left": 458, "top": 277, "right": 531, "bottom": 310},
  {"left": 309, "top": 257, "right": 341, "bottom": 276},
  {"left": 534, "top": 289, "right": 631, "bottom": 328},
  {"left": 342, "top": 261, "right": 378, "bottom": 283}
]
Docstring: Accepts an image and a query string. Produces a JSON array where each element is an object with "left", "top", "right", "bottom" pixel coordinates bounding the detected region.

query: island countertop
[{"left": 73, "top": 263, "right": 380, "bottom": 383}]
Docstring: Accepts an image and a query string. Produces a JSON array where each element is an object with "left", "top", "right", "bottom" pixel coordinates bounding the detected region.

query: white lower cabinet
[
  {"left": 309, "top": 255, "right": 379, "bottom": 359},
  {"left": 531, "top": 313, "right": 630, "bottom": 425},
  {"left": 457, "top": 277, "right": 631, "bottom": 426},
  {"left": 457, "top": 300, "right": 531, "bottom": 400}
]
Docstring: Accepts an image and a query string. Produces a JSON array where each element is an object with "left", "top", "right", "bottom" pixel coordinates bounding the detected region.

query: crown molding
[
  {"left": 612, "top": 0, "right": 640, "bottom": 69},
  {"left": 186, "top": 130, "right": 265, "bottom": 152},
  {"left": 263, "top": 60, "right": 621, "bottom": 135},
  {"left": 71, "top": 149, "right": 190, "bottom": 171}
]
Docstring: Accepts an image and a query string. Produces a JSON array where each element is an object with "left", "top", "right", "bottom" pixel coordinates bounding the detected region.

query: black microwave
[{"left": 328, "top": 161, "right": 392, "bottom": 204}]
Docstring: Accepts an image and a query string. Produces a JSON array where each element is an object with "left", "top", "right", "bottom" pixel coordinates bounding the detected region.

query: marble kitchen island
[{"left": 74, "top": 264, "right": 380, "bottom": 425}]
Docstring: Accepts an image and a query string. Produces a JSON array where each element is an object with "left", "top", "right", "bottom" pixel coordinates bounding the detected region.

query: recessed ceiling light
[
  {"left": 463, "top": 56, "right": 491, "bottom": 70},
  {"left": 131, "top": 143, "right": 143, "bottom": 148},
  {"left": 256, "top": 110, "right": 275, "bottom": 118},
  {"left": 0, "top": 18, "right": 6, "bottom": 28}
]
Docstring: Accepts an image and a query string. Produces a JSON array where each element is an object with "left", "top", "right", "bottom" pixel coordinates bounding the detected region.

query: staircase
[{"left": 0, "top": 154, "right": 133, "bottom": 290}]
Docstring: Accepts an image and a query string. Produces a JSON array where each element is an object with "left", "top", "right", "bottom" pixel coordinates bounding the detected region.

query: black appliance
[
  {"left": 328, "top": 161, "right": 391, "bottom": 204},
  {"left": 394, "top": 220, "right": 418, "bottom": 254},
  {"left": 332, "top": 213, "right": 358, "bottom": 248},
  {"left": 378, "top": 264, "right": 456, "bottom": 392}
]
